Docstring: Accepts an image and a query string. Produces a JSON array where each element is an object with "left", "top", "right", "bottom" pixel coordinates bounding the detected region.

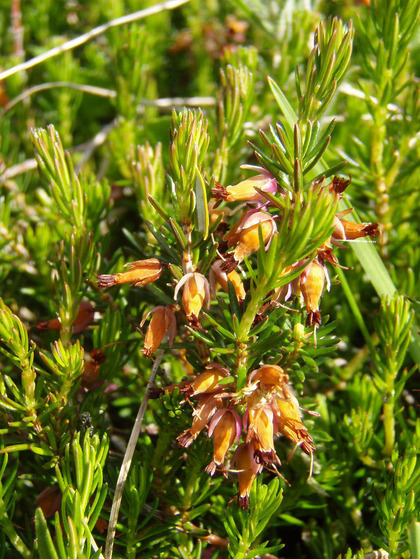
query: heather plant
[{"left": 0, "top": 1, "right": 419, "bottom": 559}]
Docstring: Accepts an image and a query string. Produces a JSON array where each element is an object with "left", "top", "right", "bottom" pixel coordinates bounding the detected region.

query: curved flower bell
[
  {"left": 177, "top": 394, "right": 222, "bottom": 448},
  {"left": 244, "top": 405, "right": 280, "bottom": 467},
  {"left": 181, "top": 363, "right": 230, "bottom": 397},
  {"left": 211, "top": 166, "right": 277, "bottom": 204},
  {"left": 174, "top": 272, "right": 211, "bottom": 326},
  {"left": 247, "top": 364, "right": 288, "bottom": 393},
  {"left": 332, "top": 209, "right": 380, "bottom": 242},
  {"left": 141, "top": 305, "right": 176, "bottom": 358},
  {"left": 98, "top": 258, "right": 163, "bottom": 288},
  {"left": 271, "top": 389, "right": 316, "bottom": 464},
  {"left": 222, "top": 210, "right": 277, "bottom": 272},
  {"left": 36, "top": 301, "right": 95, "bottom": 334},
  {"left": 299, "top": 258, "right": 330, "bottom": 327},
  {"left": 231, "top": 442, "right": 263, "bottom": 509},
  {"left": 205, "top": 408, "right": 242, "bottom": 476},
  {"left": 209, "top": 259, "right": 246, "bottom": 302}
]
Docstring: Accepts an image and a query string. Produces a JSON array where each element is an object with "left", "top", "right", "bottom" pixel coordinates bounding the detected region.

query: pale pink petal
[
  {"left": 231, "top": 409, "right": 243, "bottom": 443},
  {"left": 242, "top": 408, "right": 249, "bottom": 431},
  {"left": 174, "top": 272, "right": 194, "bottom": 300},
  {"left": 207, "top": 409, "right": 228, "bottom": 438},
  {"left": 140, "top": 305, "right": 164, "bottom": 327},
  {"left": 165, "top": 309, "right": 177, "bottom": 347},
  {"left": 241, "top": 211, "right": 273, "bottom": 230}
]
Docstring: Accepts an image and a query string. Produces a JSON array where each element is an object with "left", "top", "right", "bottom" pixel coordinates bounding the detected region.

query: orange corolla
[
  {"left": 81, "top": 348, "right": 106, "bottom": 389},
  {"left": 177, "top": 394, "right": 223, "bottom": 448},
  {"left": 271, "top": 389, "right": 315, "bottom": 457},
  {"left": 174, "top": 272, "right": 210, "bottom": 324},
  {"left": 36, "top": 301, "right": 95, "bottom": 335},
  {"left": 299, "top": 258, "right": 329, "bottom": 327},
  {"left": 244, "top": 405, "right": 280, "bottom": 466},
  {"left": 181, "top": 363, "right": 230, "bottom": 397},
  {"left": 205, "top": 408, "right": 242, "bottom": 476},
  {"left": 333, "top": 214, "right": 380, "bottom": 241},
  {"left": 98, "top": 258, "right": 163, "bottom": 288},
  {"left": 248, "top": 364, "right": 288, "bottom": 392},
  {"left": 211, "top": 166, "right": 277, "bottom": 203},
  {"left": 222, "top": 210, "right": 277, "bottom": 272},
  {"left": 231, "top": 442, "right": 263, "bottom": 509},
  {"left": 209, "top": 260, "right": 246, "bottom": 302},
  {"left": 141, "top": 305, "right": 176, "bottom": 358}
]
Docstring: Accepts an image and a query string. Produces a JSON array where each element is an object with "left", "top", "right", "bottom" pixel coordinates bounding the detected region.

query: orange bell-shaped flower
[
  {"left": 231, "top": 442, "right": 262, "bottom": 509},
  {"left": 222, "top": 210, "right": 276, "bottom": 272},
  {"left": 181, "top": 363, "right": 230, "bottom": 397},
  {"left": 141, "top": 305, "right": 176, "bottom": 358},
  {"left": 177, "top": 394, "right": 223, "bottom": 448},
  {"left": 209, "top": 260, "right": 246, "bottom": 302},
  {"left": 299, "top": 258, "right": 328, "bottom": 327},
  {"left": 98, "top": 258, "right": 163, "bottom": 288},
  {"left": 205, "top": 408, "right": 242, "bottom": 476},
  {"left": 211, "top": 166, "right": 277, "bottom": 203},
  {"left": 174, "top": 272, "right": 210, "bottom": 325}
]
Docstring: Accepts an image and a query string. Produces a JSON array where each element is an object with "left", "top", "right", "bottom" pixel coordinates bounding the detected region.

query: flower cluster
[
  {"left": 258, "top": 177, "right": 379, "bottom": 332},
  {"left": 175, "top": 363, "right": 315, "bottom": 508},
  {"left": 98, "top": 167, "right": 379, "bottom": 507}
]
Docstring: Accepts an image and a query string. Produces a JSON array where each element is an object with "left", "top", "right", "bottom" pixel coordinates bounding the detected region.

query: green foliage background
[{"left": 0, "top": 0, "right": 419, "bottom": 558}]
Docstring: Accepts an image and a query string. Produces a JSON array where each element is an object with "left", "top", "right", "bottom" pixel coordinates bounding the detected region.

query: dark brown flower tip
[
  {"left": 36, "top": 320, "right": 49, "bottom": 331},
  {"left": 186, "top": 314, "right": 204, "bottom": 329},
  {"left": 254, "top": 449, "right": 281, "bottom": 467},
  {"left": 97, "top": 274, "right": 117, "bottom": 288},
  {"left": 148, "top": 386, "right": 164, "bottom": 399},
  {"left": 90, "top": 348, "right": 107, "bottom": 365},
  {"left": 363, "top": 222, "right": 380, "bottom": 238},
  {"left": 217, "top": 239, "right": 228, "bottom": 253},
  {"left": 211, "top": 182, "right": 229, "bottom": 200},
  {"left": 330, "top": 175, "right": 351, "bottom": 194},
  {"left": 238, "top": 495, "right": 250, "bottom": 509},
  {"left": 204, "top": 461, "right": 217, "bottom": 476},
  {"left": 301, "top": 439, "right": 316, "bottom": 456},
  {"left": 306, "top": 309, "right": 321, "bottom": 327},
  {"left": 176, "top": 430, "right": 194, "bottom": 448},
  {"left": 142, "top": 347, "right": 154, "bottom": 359},
  {"left": 220, "top": 255, "right": 237, "bottom": 274},
  {"left": 317, "top": 246, "right": 338, "bottom": 266}
]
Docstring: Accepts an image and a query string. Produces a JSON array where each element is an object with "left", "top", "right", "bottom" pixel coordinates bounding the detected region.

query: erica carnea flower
[
  {"left": 333, "top": 210, "right": 380, "bottom": 241},
  {"left": 243, "top": 364, "right": 315, "bottom": 470},
  {"left": 232, "top": 443, "right": 263, "bottom": 509},
  {"left": 97, "top": 258, "right": 163, "bottom": 288},
  {"left": 247, "top": 363, "right": 289, "bottom": 390},
  {"left": 205, "top": 408, "right": 242, "bottom": 476},
  {"left": 209, "top": 259, "right": 246, "bottom": 302},
  {"left": 222, "top": 210, "right": 277, "bottom": 272},
  {"left": 180, "top": 363, "right": 230, "bottom": 397},
  {"left": 141, "top": 306, "right": 176, "bottom": 358},
  {"left": 174, "top": 272, "right": 210, "bottom": 325},
  {"left": 271, "top": 390, "right": 316, "bottom": 459},
  {"left": 299, "top": 258, "right": 329, "bottom": 327},
  {"left": 177, "top": 394, "right": 223, "bottom": 448},
  {"left": 211, "top": 166, "right": 277, "bottom": 203},
  {"left": 244, "top": 405, "right": 280, "bottom": 466}
]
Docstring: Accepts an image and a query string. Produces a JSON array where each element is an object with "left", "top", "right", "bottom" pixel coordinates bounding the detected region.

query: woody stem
[{"left": 104, "top": 349, "right": 164, "bottom": 559}]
